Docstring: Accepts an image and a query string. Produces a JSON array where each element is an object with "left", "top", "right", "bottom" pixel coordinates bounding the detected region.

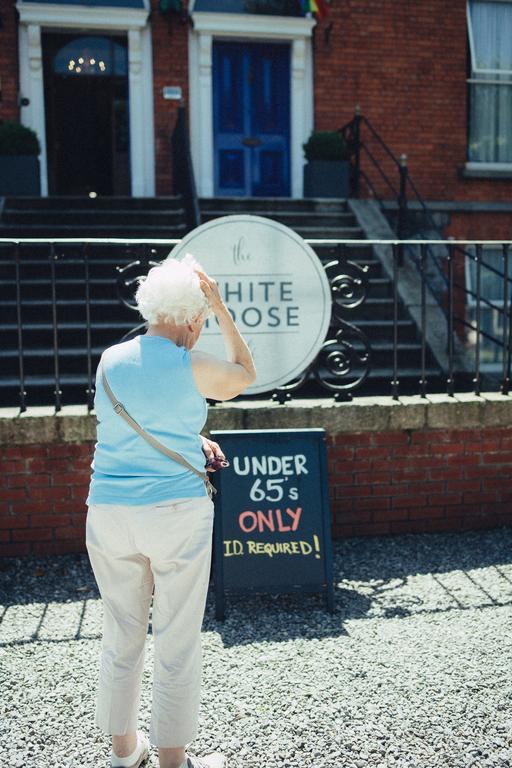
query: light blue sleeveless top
[{"left": 87, "top": 335, "right": 207, "bottom": 505}]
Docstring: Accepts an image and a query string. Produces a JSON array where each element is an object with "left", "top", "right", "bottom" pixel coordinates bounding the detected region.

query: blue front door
[{"left": 213, "top": 41, "right": 291, "bottom": 197}]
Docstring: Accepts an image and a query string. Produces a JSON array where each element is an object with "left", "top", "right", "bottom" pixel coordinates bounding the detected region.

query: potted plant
[
  {"left": 303, "top": 130, "right": 351, "bottom": 198},
  {"left": 0, "top": 121, "right": 41, "bottom": 196}
]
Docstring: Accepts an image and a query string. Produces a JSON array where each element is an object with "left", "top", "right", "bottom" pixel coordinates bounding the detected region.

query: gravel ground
[{"left": 2, "top": 527, "right": 512, "bottom": 768}]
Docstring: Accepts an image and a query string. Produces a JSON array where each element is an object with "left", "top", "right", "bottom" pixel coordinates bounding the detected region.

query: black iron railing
[
  {"left": 340, "top": 108, "right": 437, "bottom": 238},
  {"left": 340, "top": 109, "right": 512, "bottom": 379},
  {"left": 1, "top": 238, "right": 511, "bottom": 412}
]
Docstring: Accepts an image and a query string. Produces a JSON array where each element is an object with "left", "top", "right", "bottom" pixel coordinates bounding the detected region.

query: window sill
[{"left": 462, "top": 162, "right": 512, "bottom": 179}]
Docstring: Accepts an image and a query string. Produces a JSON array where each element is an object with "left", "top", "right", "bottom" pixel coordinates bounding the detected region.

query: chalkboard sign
[{"left": 211, "top": 429, "right": 334, "bottom": 620}]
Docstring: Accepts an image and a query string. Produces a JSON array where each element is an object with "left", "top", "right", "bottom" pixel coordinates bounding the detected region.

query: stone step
[
  {"left": 2, "top": 209, "right": 186, "bottom": 226},
  {"left": 354, "top": 319, "right": 419, "bottom": 342},
  {"left": 347, "top": 298, "right": 412, "bottom": 321},
  {"left": 0, "top": 320, "right": 137, "bottom": 338},
  {"left": 292, "top": 226, "right": 364, "bottom": 239},
  {"left": 199, "top": 197, "right": 350, "bottom": 213},
  {"left": 4, "top": 196, "right": 184, "bottom": 211},
  {"left": 1, "top": 271, "right": 393, "bottom": 300},
  {"left": 2, "top": 298, "right": 124, "bottom": 324},
  {"left": 0, "top": 224, "right": 188, "bottom": 238},
  {"left": 201, "top": 210, "right": 356, "bottom": 228}
]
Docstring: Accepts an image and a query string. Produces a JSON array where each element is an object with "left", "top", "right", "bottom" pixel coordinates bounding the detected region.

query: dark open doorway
[{"left": 43, "top": 33, "right": 130, "bottom": 196}]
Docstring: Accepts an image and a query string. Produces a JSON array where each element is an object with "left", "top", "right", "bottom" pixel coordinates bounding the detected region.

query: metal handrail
[
  {"left": 2, "top": 238, "right": 512, "bottom": 245},
  {"left": 339, "top": 109, "right": 510, "bottom": 364}
]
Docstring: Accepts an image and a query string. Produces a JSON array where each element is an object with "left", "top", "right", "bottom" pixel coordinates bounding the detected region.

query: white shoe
[
  {"left": 184, "top": 752, "right": 227, "bottom": 768},
  {"left": 111, "top": 731, "right": 150, "bottom": 768}
]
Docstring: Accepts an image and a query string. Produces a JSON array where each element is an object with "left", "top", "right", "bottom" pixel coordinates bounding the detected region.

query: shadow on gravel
[
  {"left": 1, "top": 526, "right": 511, "bottom": 646},
  {"left": 204, "top": 526, "right": 512, "bottom": 646}
]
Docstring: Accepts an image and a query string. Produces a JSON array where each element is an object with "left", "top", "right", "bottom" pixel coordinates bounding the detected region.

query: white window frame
[
  {"left": 188, "top": 4, "right": 315, "bottom": 198},
  {"left": 16, "top": 0, "right": 155, "bottom": 197},
  {"left": 465, "top": 0, "right": 512, "bottom": 171}
]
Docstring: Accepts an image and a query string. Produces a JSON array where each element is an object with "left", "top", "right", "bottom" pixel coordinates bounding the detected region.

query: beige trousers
[{"left": 86, "top": 495, "right": 214, "bottom": 748}]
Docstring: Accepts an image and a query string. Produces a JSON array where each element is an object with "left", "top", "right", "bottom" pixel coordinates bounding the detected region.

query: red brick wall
[
  {"left": 150, "top": 0, "right": 190, "bottom": 195},
  {"left": 2, "top": 426, "right": 512, "bottom": 556},
  {"left": 328, "top": 427, "right": 512, "bottom": 538},
  {"left": 0, "top": 444, "right": 92, "bottom": 557},
  {"left": 313, "top": 1, "right": 512, "bottom": 204},
  {"left": 0, "top": 0, "right": 19, "bottom": 123},
  {"left": 444, "top": 212, "right": 512, "bottom": 241}
]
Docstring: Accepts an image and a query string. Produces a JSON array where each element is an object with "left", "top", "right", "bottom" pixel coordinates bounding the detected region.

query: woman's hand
[
  {"left": 196, "top": 270, "right": 226, "bottom": 316},
  {"left": 200, "top": 435, "right": 226, "bottom": 472}
]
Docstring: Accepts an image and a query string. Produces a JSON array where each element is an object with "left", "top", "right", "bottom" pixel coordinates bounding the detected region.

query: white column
[
  {"left": 128, "top": 28, "right": 145, "bottom": 196},
  {"left": 291, "top": 37, "right": 308, "bottom": 199},
  {"left": 140, "top": 25, "right": 155, "bottom": 196},
  {"left": 197, "top": 32, "right": 214, "bottom": 198},
  {"left": 19, "top": 23, "right": 48, "bottom": 196},
  {"left": 188, "top": 31, "right": 201, "bottom": 196}
]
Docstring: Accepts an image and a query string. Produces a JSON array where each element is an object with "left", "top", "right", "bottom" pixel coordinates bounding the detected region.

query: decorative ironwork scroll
[{"left": 273, "top": 254, "right": 372, "bottom": 402}]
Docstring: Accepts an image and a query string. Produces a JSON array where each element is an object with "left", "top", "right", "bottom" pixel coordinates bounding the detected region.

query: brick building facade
[{"left": 0, "top": 0, "right": 511, "bottom": 237}]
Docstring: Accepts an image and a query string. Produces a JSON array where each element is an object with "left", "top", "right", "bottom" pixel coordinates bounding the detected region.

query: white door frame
[
  {"left": 16, "top": 1, "right": 155, "bottom": 196},
  {"left": 188, "top": 10, "right": 315, "bottom": 199}
]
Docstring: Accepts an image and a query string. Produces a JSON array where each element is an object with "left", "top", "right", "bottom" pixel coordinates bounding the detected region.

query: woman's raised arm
[{"left": 190, "top": 271, "right": 256, "bottom": 400}]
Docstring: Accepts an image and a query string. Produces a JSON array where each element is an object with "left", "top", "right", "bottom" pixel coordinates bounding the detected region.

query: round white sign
[{"left": 169, "top": 215, "right": 332, "bottom": 394}]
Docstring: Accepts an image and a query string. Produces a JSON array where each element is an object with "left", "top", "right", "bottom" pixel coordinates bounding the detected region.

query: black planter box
[
  {"left": 303, "top": 159, "right": 350, "bottom": 198},
  {"left": 0, "top": 155, "right": 41, "bottom": 196}
]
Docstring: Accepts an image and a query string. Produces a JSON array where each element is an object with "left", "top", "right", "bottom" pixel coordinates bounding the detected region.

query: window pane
[
  {"left": 469, "top": 82, "right": 512, "bottom": 162},
  {"left": 466, "top": 249, "right": 512, "bottom": 368},
  {"left": 469, "top": 1, "right": 512, "bottom": 72}
]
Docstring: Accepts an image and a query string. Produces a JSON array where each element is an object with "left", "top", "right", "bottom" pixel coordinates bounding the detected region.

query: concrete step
[
  {"left": 293, "top": 226, "right": 364, "bottom": 239},
  {"left": 347, "top": 298, "right": 412, "bottom": 321},
  {"left": 1, "top": 272, "right": 393, "bottom": 300},
  {"left": 4, "top": 196, "right": 184, "bottom": 211},
  {"left": 199, "top": 197, "right": 349, "bottom": 213},
  {"left": 3, "top": 279, "right": 121, "bottom": 301},
  {"left": 354, "top": 319, "right": 419, "bottom": 343},
  {"left": 2, "top": 298, "right": 124, "bottom": 323},
  {"left": 0, "top": 320, "right": 137, "bottom": 341},
  {"left": 0, "top": 224, "right": 187, "bottom": 238},
  {"left": 0, "top": 346, "right": 105, "bottom": 358},
  {"left": 201, "top": 210, "right": 356, "bottom": 228},
  {"left": 2, "top": 210, "right": 186, "bottom": 226}
]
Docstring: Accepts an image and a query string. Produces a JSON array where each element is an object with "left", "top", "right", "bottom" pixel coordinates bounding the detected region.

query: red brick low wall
[
  {"left": 1, "top": 443, "right": 92, "bottom": 557},
  {"left": 329, "top": 427, "right": 512, "bottom": 538},
  {"left": 1, "top": 395, "right": 512, "bottom": 556}
]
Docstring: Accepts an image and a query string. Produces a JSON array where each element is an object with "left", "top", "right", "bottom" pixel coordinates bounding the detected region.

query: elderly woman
[{"left": 86, "top": 255, "right": 256, "bottom": 768}]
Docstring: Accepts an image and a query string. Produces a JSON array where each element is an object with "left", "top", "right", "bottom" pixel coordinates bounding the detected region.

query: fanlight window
[{"left": 53, "top": 36, "right": 128, "bottom": 77}]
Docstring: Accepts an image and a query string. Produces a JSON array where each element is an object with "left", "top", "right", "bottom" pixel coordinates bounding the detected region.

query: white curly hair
[{"left": 135, "top": 253, "right": 211, "bottom": 326}]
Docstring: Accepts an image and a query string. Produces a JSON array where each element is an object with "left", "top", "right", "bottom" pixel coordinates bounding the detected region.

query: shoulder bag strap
[{"left": 99, "top": 361, "right": 216, "bottom": 497}]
